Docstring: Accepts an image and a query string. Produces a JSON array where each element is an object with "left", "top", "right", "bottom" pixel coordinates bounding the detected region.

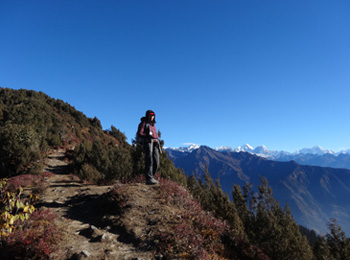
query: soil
[{"left": 37, "top": 149, "right": 164, "bottom": 260}]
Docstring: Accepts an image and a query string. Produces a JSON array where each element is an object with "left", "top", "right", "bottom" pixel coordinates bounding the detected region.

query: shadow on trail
[
  {"left": 48, "top": 154, "right": 66, "bottom": 161},
  {"left": 37, "top": 193, "right": 118, "bottom": 233},
  {"left": 36, "top": 201, "right": 67, "bottom": 209},
  {"left": 61, "top": 193, "right": 148, "bottom": 248},
  {"left": 45, "top": 165, "right": 70, "bottom": 174},
  {"left": 49, "top": 184, "right": 83, "bottom": 188}
]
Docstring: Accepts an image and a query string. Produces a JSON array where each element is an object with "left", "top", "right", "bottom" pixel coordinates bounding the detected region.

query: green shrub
[
  {"left": 0, "top": 124, "right": 41, "bottom": 177},
  {"left": 80, "top": 163, "right": 103, "bottom": 183},
  {"left": 73, "top": 139, "right": 133, "bottom": 184}
]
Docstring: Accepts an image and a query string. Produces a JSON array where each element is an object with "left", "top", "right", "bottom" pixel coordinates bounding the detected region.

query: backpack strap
[{"left": 136, "top": 120, "right": 150, "bottom": 144}]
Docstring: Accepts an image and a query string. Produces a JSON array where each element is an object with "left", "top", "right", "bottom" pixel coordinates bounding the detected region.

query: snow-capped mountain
[
  {"left": 166, "top": 144, "right": 350, "bottom": 170},
  {"left": 216, "top": 144, "right": 288, "bottom": 158},
  {"left": 215, "top": 144, "right": 254, "bottom": 153},
  {"left": 236, "top": 144, "right": 254, "bottom": 152},
  {"left": 169, "top": 143, "right": 350, "bottom": 157},
  {"left": 165, "top": 143, "right": 200, "bottom": 153},
  {"left": 217, "top": 144, "right": 349, "bottom": 157},
  {"left": 339, "top": 149, "right": 350, "bottom": 155},
  {"left": 295, "top": 146, "right": 335, "bottom": 155},
  {"left": 251, "top": 145, "right": 269, "bottom": 154}
]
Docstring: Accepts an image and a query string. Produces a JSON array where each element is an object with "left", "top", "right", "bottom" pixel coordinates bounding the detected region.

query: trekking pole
[{"left": 157, "top": 139, "right": 163, "bottom": 154}]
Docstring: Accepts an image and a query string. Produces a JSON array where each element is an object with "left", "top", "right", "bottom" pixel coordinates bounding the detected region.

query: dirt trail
[{"left": 39, "top": 149, "right": 156, "bottom": 260}]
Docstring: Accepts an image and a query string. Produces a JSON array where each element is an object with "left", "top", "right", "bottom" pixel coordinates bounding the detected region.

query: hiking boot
[{"left": 146, "top": 178, "right": 159, "bottom": 185}]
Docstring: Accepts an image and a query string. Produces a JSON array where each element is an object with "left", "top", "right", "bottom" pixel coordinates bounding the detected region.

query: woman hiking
[{"left": 138, "top": 110, "right": 160, "bottom": 185}]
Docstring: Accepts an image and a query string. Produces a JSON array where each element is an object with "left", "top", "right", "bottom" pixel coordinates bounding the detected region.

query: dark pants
[{"left": 143, "top": 141, "right": 160, "bottom": 181}]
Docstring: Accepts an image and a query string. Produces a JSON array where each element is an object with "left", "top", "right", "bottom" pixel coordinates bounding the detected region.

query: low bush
[
  {"left": 0, "top": 209, "right": 63, "bottom": 260},
  {"left": 157, "top": 179, "right": 231, "bottom": 259},
  {"left": 1, "top": 177, "right": 62, "bottom": 259},
  {"left": 7, "top": 174, "right": 43, "bottom": 189},
  {"left": 0, "top": 179, "right": 36, "bottom": 238},
  {"left": 8, "top": 173, "right": 49, "bottom": 195}
]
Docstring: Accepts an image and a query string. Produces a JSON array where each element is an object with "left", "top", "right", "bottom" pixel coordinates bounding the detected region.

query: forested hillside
[
  {"left": 0, "top": 87, "right": 185, "bottom": 184},
  {"left": 1, "top": 88, "right": 349, "bottom": 260}
]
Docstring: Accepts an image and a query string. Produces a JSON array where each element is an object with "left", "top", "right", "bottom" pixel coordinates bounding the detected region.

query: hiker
[{"left": 137, "top": 110, "right": 160, "bottom": 185}]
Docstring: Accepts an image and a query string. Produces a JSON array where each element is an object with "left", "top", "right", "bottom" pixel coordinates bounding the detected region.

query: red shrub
[
  {"left": 42, "top": 171, "right": 54, "bottom": 178},
  {"left": 0, "top": 209, "right": 62, "bottom": 260},
  {"left": 8, "top": 174, "right": 43, "bottom": 189},
  {"left": 157, "top": 179, "right": 230, "bottom": 259}
]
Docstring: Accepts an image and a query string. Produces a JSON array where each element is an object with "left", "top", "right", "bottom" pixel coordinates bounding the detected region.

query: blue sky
[{"left": 1, "top": 0, "right": 349, "bottom": 152}]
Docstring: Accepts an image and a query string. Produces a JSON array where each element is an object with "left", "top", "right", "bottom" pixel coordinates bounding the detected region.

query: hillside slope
[
  {"left": 167, "top": 146, "right": 350, "bottom": 234},
  {"left": 40, "top": 149, "right": 153, "bottom": 259},
  {"left": 0, "top": 87, "right": 125, "bottom": 178},
  {"left": 38, "top": 150, "right": 158, "bottom": 260},
  {"left": 0, "top": 87, "right": 186, "bottom": 186},
  {"left": 21, "top": 149, "right": 257, "bottom": 260}
]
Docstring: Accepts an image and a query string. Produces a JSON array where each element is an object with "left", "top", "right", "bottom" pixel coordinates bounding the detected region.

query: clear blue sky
[{"left": 1, "top": 0, "right": 349, "bottom": 152}]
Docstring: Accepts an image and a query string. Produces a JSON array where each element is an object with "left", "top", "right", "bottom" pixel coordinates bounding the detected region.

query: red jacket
[{"left": 139, "top": 119, "right": 159, "bottom": 141}]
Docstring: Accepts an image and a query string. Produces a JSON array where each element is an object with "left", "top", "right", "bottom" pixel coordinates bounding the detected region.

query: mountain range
[
  {"left": 167, "top": 144, "right": 350, "bottom": 170},
  {"left": 165, "top": 145, "right": 350, "bottom": 235}
]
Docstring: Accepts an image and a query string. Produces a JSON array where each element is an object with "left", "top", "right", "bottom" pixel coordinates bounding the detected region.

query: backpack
[{"left": 135, "top": 120, "right": 149, "bottom": 144}]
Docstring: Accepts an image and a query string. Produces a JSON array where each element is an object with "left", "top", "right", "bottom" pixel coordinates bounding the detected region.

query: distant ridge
[
  {"left": 166, "top": 144, "right": 350, "bottom": 170},
  {"left": 168, "top": 143, "right": 350, "bottom": 155}
]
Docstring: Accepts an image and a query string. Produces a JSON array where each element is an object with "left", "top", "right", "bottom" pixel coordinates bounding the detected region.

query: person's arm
[
  {"left": 139, "top": 121, "right": 152, "bottom": 142},
  {"left": 150, "top": 125, "right": 159, "bottom": 139},
  {"left": 139, "top": 121, "right": 147, "bottom": 137}
]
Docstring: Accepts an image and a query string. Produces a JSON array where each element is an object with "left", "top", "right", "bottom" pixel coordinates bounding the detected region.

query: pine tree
[
  {"left": 232, "top": 184, "right": 249, "bottom": 224},
  {"left": 314, "top": 237, "right": 334, "bottom": 260},
  {"left": 109, "top": 125, "right": 127, "bottom": 144},
  {"left": 187, "top": 175, "right": 207, "bottom": 203},
  {"left": 197, "top": 173, "right": 246, "bottom": 237},
  {"left": 158, "top": 144, "right": 187, "bottom": 185},
  {"left": 236, "top": 177, "right": 314, "bottom": 260},
  {"left": 325, "top": 219, "right": 350, "bottom": 260}
]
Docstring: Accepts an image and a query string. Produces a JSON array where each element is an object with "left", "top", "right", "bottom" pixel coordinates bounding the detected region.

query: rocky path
[{"left": 39, "top": 149, "right": 154, "bottom": 260}]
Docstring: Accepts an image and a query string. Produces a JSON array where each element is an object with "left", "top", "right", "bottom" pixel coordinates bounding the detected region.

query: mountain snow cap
[
  {"left": 296, "top": 146, "right": 334, "bottom": 155},
  {"left": 215, "top": 146, "right": 235, "bottom": 152},
  {"left": 237, "top": 144, "right": 254, "bottom": 152},
  {"left": 253, "top": 145, "right": 269, "bottom": 153},
  {"left": 167, "top": 143, "right": 200, "bottom": 152},
  {"left": 186, "top": 143, "right": 200, "bottom": 151},
  {"left": 168, "top": 144, "right": 349, "bottom": 156},
  {"left": 337, "top": 149, "right": 350, "bottom": 155}
]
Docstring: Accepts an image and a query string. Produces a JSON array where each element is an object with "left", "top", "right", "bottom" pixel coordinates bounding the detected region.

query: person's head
[{"left": 145, "top": 110, "right": 156, "bottom": 122}]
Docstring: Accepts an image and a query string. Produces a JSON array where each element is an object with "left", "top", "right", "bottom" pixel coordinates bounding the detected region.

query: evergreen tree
[
  {"left": 235, "top": 177, "right": 314, "bottom": 260},
  {"left": 314, "top": 236, "right": 334, "bottom": 260},
  {"left": 188, "top": 172, "right": 246, "bottom": 238},
  {"left": 108, "top": 125, "right": 127, "bottom": 145},
  {"left": 158, "top": 143, "right": 187, "bottom": 186},
  {"left": 232, "top": 184, "right": 250, "bottom": 225},
  {"left": 299, "top": 225, "right": 319, "bottom": 246},
  {"left": 73, "top": 139, "right": 133, "bottom": 183},
  {"left": 187, "top": 174, "right": 207, "bottom": 203},
  {"left": 131, "top": 142, "right": 145, "bottom": 178},
  {"left": 0, "top": 124, "right": 41, "bottom": 176},
  {"left": 325, "top": 219, "right": 350, "bottom": 260}
]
